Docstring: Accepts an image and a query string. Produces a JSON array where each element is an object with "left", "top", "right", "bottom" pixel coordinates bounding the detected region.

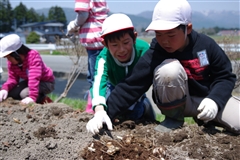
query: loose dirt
[{"left": 0, "top": 98, "right": 239, "bottom": 160}]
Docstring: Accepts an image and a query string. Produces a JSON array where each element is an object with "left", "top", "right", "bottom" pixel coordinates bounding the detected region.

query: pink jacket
[{"left": 2, "top": 50, "right": 55, "bottom": 101}]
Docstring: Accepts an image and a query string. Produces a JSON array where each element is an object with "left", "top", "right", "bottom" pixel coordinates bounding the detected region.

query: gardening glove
[
  {"left": 86, "top": 110, "right": 113, "bottom": 134},
  {"left": 197, "top": 98, "right": 218, "bottom": 123},
  {"left": 21, "top": 97, "right": 35, "bottom": 104},
  {"left": 0, "top": 90, "right": 8, "bottom": 102},
  {"left": 66, "top": 20, "right": 79, "bottom": 36}
]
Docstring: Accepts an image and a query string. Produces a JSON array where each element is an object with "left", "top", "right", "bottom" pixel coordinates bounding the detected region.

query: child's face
[
  {"left": 155, "top": 25, "right": 191, "bottom": 53},
  {"left": 5, "top": 53, "right": 24, "bottom": 65},
  {"left": 5, "top": 54, "right": 19, "bottom": 65},
  {"left": 107, "top": 33, "right": 135, "bottom": 63}
]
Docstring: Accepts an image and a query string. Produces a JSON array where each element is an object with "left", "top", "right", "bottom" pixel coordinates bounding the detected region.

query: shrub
[{"left": 26, "top": 32, "right": 40, "bottom": 44}]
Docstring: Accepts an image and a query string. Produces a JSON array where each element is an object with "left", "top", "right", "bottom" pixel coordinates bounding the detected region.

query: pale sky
[{"left": 10, "top": 0, "right": 240, "bottom": 15}]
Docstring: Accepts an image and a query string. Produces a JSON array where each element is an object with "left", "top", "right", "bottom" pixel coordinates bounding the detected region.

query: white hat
[
  {"left": 0, "top": 34, "right": 22, "bottom": 58},
  {"left": 146, "top": 0, "right": 191, "bottom": 31},
  {"left": 101, "top": 13, "right": 134, "bottom": 37}
]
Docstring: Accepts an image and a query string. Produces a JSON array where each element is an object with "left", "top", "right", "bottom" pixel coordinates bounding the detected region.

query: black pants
[{"left": 8, "top": 80, "right": 47, "bottom": 103}]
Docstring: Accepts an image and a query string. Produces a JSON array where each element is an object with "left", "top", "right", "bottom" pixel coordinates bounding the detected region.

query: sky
[{"left": 9, "top": 0, "right": 240, "bottom": 15}]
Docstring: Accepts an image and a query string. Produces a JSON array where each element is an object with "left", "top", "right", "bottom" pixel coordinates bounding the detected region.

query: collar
[{"left": 112, "top": 47, "right": 135, "bottom": 67}]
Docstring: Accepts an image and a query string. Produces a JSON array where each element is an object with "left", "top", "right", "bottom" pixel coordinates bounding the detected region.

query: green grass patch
[
  {"left": 51, "top": 50, "right": 67, "bottom": 55},
  {"left": 156, "top": 113, "right": 195, "bottom": 124},
  {"left": 39, "top": 50, "right": 67, "bottom": 55},
  {"left": 209, "top": 35, "right": 240, "bottom": 43},
  {"left": 48, "top": 94, "right": 196, "bottom": 124},
  {"left": 48, "top": 93, "right": 87, "bottom": 110},
  {"left": 39, "top": 50, "right": 53, "bottom": 55},
  {"left": 139, "top": 36, "right": 154, "bottom": 43}
]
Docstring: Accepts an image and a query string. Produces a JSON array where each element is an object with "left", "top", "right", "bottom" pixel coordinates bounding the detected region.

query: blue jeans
[
  {"left": 86, "top": 49, "right": 102, "bottom": 88},
  {"left": 106, "top": 83, "right": 145, "bottom": 120}
]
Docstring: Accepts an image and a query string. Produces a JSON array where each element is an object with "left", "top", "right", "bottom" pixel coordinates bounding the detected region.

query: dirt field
[{"left": 0, "top": 98, "right": 239, "bottom": 160}]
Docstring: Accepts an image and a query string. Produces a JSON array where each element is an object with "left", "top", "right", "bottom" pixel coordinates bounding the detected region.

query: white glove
[
  {"left": 197, "top": 98, "right": 218, "bottom": 123},
  {"left": 0, "top": 90, "right": 8, "bottom": 102},
  {"left": 21, "top": 97, "right": 35, "bottom": 104},
  {"left": 86, "top": 110, "right": 113, "bottom": 134},
  {"left": 66, "top": 20, "right": 79, "bottom": 36}
]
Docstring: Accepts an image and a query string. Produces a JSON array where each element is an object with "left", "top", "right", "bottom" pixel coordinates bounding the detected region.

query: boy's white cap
[
  {"left": 101, "top": 13, "right": 134, "bottom": 37},
  {"left": 0, "top": 34, "right": 22, "bottom": 58},
  {"left": 146, "top": 0, "right": 191, "bottom": 31}
]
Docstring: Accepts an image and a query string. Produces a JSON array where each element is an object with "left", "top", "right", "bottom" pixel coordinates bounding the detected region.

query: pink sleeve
[
  {"left": 1, "top": 62, "right": 19, "bottom": 91},
  {"left": 27, "top": 52, "right": 43, "bottom": 101}
]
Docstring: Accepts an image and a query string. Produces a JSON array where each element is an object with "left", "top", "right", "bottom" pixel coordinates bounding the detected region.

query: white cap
[
  {"left": 101, "top": 13, "right": 134, "bottom": 37},
  {"left": 0, "top": 34, "right": 22, "bottom": 58},
  {"left": 146, "top": 0, "right": 191, "bottom": 31}
]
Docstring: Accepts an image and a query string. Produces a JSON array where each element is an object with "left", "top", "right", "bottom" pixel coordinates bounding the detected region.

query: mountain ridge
[{"left": 36, "top": 8, "right": 239, "bottom": 30}]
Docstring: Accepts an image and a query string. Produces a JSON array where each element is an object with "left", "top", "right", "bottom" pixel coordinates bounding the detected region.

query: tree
[
  {"left": 54, "top": 36, "right": 87, "bottom": 102},
  {"left": 38, "top": 13, "right": 47, "bottom": 22},
  {"left": 26, "top": 32, "right": 40, "bottom": 43},
  {"left": 13, "top": 2, "right": 28, "bottom": 28},
  {"left": 0, "top": 0, "right": 13, "bottom": 32},
  {"left": 48, "top": 6, "right": 67, "bottom": 26},
  {"left": 27, "top": 8, "right": 39, "bottom": 23},
  {"left": 213, "top": 26, "right": 220, "bottom": 34}
]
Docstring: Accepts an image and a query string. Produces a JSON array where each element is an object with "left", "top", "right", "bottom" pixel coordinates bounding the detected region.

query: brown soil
[{"left": 0, "top": 98, "right": 239, "bottom": 160}]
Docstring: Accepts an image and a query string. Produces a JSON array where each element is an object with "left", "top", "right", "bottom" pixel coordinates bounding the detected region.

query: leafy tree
[
  {"left": 27, "top": 8, "right": 39, "bottom": 23},
  {"left": 38, "top": 13, "right": 47, "bottom": 22},
  {"left": 13, "top": 2, "right": 28, "bottom": 28},
  {"left": 213, "top": 26, "right": 220, "bottom": 34},
  {"left": 48, "top": 6, "right": 67, "bottom": 26},
  {"left": 0, "top": 0, "right": 13, "bottom": 32},
  {"left": 26, "top": 31, "right": 40, "bottom": 43}
]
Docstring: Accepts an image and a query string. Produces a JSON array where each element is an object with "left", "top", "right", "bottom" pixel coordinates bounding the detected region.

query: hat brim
[
  {"left": 101, "top": 27, "right": 134, "bottom": 38},
  {"left": 145, "top": 20, "right": 180, "bottom": 31},
  {"left": 0, "top": 51, "right": 12, "bottom": 58}
]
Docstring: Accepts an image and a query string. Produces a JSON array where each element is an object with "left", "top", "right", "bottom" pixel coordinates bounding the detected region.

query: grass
[
  {"left": 48, "top": 93, "right": 195, "bottom": 124},
  {"left": 209, "top": 35, "right": 240, "bottom": 43},
  {"left": 139, "top": 36, "right": 154, "bottom": 43},
  {"left": 39, "top": 50, "right": 67, "bottom": 55},
  {"left": 156, "top": 114, "right": 195, "bottom": 124},
  {"left": 48, "top": 93, "right": 87, "bottom": 110}
]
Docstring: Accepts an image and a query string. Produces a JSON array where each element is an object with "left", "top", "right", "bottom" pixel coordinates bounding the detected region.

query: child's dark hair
[
  {"left": 177, "top": 24, "right": 187, "bottom": 34},
  {"left": 16, "top": 44, "right": 31, "bottom": 55},
  {"left": 10, "top": 44, "right": 31, "bottom": 67},
  {"left": 104, "top": 28, "right": 135, "bottom": 46}
]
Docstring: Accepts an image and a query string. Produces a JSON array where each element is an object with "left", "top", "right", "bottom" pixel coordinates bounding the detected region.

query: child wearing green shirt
[{"left": 86, "top": 13, "right": 155, "bottom": 134}]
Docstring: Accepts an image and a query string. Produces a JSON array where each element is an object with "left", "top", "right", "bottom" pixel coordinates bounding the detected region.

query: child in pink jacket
[{"left": 0, "top": 34, "right": 55, "bottom": 104}]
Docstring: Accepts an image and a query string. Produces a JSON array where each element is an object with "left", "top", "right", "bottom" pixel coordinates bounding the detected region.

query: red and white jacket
[{"left": 75, "top": 0, "right": 109, "bottom": 50}]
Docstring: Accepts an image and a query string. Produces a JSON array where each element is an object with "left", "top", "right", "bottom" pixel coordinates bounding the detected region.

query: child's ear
[
  {"left": 101, "top": 39, "right": 107, "bottom": 47},
  {"left": 134, "top": 32, "right": 138, "bottom": 43},
  {"left": 187, "top": 23, "right": 192, "bottom": 34}
]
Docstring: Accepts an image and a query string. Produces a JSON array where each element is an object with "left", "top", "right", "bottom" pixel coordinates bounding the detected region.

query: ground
[{"left": 0, "top": 98, "right": 240, "bottom": 160}]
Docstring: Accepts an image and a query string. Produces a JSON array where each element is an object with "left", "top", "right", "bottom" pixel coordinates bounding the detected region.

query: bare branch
[{"left": 54, "top": 35, "right": 87, "bottom": 102}]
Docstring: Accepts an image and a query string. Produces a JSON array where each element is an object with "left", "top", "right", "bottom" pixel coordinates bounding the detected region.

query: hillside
[
  {"left": 137, "top": 10, "right": 239, "bottom": 29},
  {"left": 36, "top": 8, "right": 239, "bottom": 30}
]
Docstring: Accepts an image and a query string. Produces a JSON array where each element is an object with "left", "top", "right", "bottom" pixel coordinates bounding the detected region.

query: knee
[
  {"left": 154, "top": 59, "right": 187, "bottom": 85},
  {"left": 20, "top": 87, "right": 29, "bottom": 99}
]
